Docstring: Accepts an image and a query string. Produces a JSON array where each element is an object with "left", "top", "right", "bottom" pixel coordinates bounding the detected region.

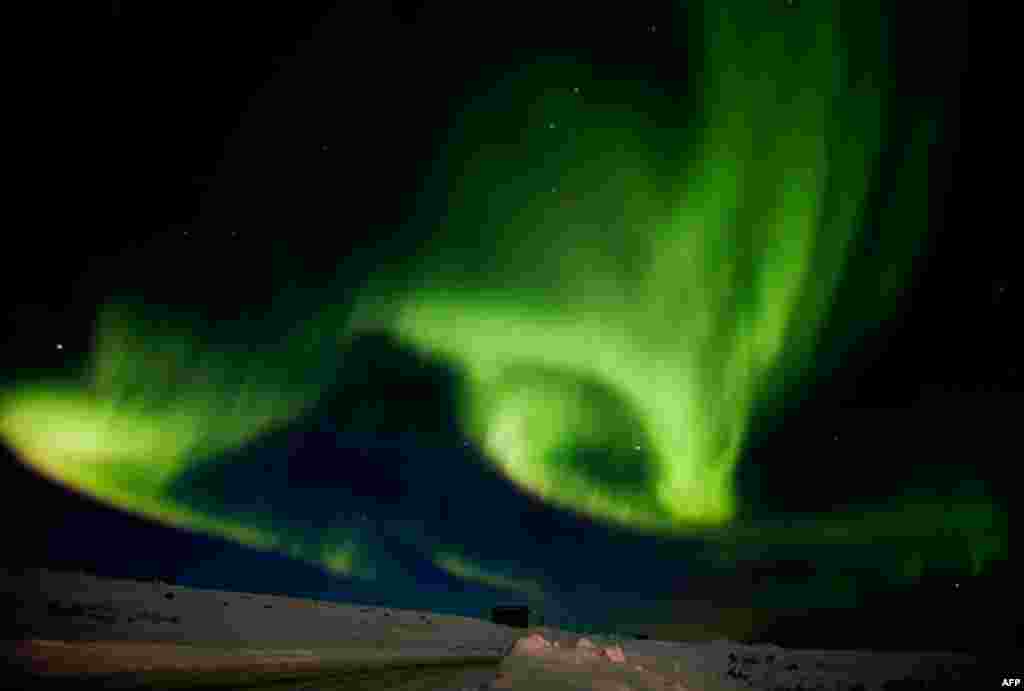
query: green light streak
[
  {"left": 0, "top": 2, "right": 995, "bottom": 596},
  {"left": 349, "top": 2, "right": 886, "bottom": 531}
]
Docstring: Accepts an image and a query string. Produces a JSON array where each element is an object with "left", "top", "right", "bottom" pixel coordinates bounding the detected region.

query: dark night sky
[{"left": 3, "top": 1, "right": 1016, "bottom": 654}]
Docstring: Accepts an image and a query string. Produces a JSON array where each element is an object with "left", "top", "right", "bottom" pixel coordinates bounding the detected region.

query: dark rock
[
  {"left": 48, "top": 601, "right": 86, "bottom": 617},
  {"left": 491, "top": 605, "right": 529, "bottom": 628}
]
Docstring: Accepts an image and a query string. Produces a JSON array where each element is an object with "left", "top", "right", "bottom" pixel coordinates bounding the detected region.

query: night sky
[{"left": 4, "top": 1, "right": 1015, "bottom": 654}]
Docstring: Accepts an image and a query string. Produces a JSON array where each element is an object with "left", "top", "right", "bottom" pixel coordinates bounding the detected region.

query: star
[
  {"left": 56, "top": 343, "right": 63, "bottom": 350},
  {"left": 320, "top": 144, "right": 329, "bottom": 152},
  {"left": 992, "top": 280, "right": 1009, "bottom": 300}
]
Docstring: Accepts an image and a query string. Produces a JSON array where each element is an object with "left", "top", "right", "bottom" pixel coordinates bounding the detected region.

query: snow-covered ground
[
  {"left": 1, "top": 567, "right": 988, "bottom": 690},
  {"left": 2, "top": 566, "right": 514, "bottom": 656}
]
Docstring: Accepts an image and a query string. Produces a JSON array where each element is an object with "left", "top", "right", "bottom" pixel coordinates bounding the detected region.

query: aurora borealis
[
  {"left": 351, "top": 2, "right": 894, "bottom": 531},
  {"left": 2, "top": 0, "right": 1009, "bottom": 651}
]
